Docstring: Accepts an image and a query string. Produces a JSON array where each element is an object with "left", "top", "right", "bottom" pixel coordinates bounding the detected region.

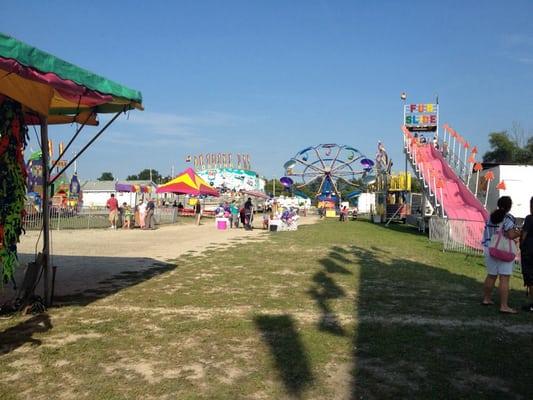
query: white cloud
[
  {"left": 517, "top": 57, "right": 533, "bottom": 65},
  {"left": 98, "top": 110, "right": 248, "bottom": 149},
  {"left": 501, "top": 33, "right": 533, "bottom": 47},
  {"left": 102, "top": 130, "right": 212, "bottom": 148},
  {"left": 500, "top": 34, "right": 533, "bottom": 66},
  {"left": 101, "top": 111, "right": 249, "bottom": 147},
  {"left": 107, "top": 110, "right": 247, "bottom": 136}
]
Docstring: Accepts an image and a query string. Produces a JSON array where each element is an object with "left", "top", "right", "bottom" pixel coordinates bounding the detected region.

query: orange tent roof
[{"left": 156, "top": 168, "right": 219, "bottom": 196}]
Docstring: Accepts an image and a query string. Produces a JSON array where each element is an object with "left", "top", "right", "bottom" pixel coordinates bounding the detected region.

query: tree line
[
  {"left": 97, "top": 169, "right": 171, "bottom": 183},
  {"left": 482, "top": 127, "right": 533, "bottom": 164}
]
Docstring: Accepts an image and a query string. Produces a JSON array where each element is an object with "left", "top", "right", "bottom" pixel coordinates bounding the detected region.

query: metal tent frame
[{"left": 0, "top": 33, "right": 143, "bottom": 306}]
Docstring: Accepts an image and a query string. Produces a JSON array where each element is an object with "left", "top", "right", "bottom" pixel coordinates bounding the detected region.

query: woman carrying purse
[{"left": 481, "top": 196, "right": 521, "bottom": 314}]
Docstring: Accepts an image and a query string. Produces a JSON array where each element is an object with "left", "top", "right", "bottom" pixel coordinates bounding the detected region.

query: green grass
[{"left": 1, "top": 219, "right": 532, "bottom": 399}]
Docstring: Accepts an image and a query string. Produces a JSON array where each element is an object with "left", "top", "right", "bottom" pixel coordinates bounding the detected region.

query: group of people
[
  {"left": 106, "top": 194, "right": 156, "bottom": 230},
  {"left": 338, "top": 205, "right": 357, "bottom": 222},
  {"left": 317, "top": 205, "right": 357, "bottom": 221},
  {"left": 482, "top": 195, "right": 533, "bottom": 314},
  {"left": 211, "top": 197, "right": 256, "bottom": 230},
  {"left": 413, "top": 132, "right": 440, "bottom": 150}
]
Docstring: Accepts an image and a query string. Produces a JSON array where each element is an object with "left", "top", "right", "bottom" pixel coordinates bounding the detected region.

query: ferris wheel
[{"left": 282, "top": 143, "right": 375, "bottom": 197}]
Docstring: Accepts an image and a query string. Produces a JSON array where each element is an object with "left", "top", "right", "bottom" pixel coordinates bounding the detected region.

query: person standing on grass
[
  {"left": 122, "top": 202, "right": 132, "bottom": 229},
  {"left": 106, "top": 193, "right": 119, "bottom": 229},
  {"left": 262, "top": 206, "right": 270, "bottom": 229},
  {"left": 145, "top": 199, "right": 156, "bottom": 230},
  {"left": 339, "top": 205, "right": 348, "bottom": 222},
  {"left": 520, "top": 196, "right": 533, "bottom": 312},
  {"left": 244, "top": 197, "right": 254, "bottom": 230},
  {"left": 239, "top": 205, "right": 246, "bottom": 228},
  {"left": 138, "top": 200, "right": 147, "bottom": 229},
  {"left": 230, "top": 200, "right": 239, "bottom": 228},
  {"left": 195, "top": 199, "right": 202, "bottom": 225},
  {"left": 481, "top": 196, "right": 521, "bottom": 314}
]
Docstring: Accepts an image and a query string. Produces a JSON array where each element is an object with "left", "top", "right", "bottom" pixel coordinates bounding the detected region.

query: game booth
[
  {"left": 0, "top": 33, "right": 143, "bottom": 308},
  {"left": 26, "top": 149, "right": 83, "bottom": 213},
  {"left": 157, "top": 167, "right": 220, "bottom": 222}
]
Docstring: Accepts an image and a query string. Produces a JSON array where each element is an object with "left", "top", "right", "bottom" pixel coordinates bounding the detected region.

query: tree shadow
[
  {"left": 1, "top": 254, "right": 176, "bottom": 307},
  {"left": 254, "top": 314, "right": 314, "bottom": 398},
  {"left": 320, "top": 258, "right": 352, "bottom": 274},
  {"left": 0, "top": 313, "right": 53, "bottom": 355},
  {"left": 363, "top": 219, "right": 428, "bottom": 238},
  {"left": 346, "top": 244, "right": 533, "bottom": 399}
]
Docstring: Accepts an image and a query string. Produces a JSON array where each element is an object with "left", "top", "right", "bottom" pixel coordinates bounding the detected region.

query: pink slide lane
[{"left": 416, "top": 144, "right": 488, "bottom": 249}]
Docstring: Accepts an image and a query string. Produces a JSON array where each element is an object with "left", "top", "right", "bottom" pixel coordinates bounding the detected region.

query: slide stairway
[{"left": 401, "top": 127, "right": 488, "bottom": 250}]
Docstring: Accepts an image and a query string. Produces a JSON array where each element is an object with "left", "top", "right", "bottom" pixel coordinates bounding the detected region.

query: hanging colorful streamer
[{"left": 0, "top": 99, "right": 28, "bottom": 283}]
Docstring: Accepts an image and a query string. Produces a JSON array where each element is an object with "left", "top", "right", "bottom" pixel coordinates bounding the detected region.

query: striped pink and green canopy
[{"left": 0, "top": 33, "right": 143, "bottom": 122}]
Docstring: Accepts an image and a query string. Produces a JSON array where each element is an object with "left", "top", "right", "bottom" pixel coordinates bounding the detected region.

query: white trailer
[{"left": 483, "top": 165, "right": 533, "bottom": 219}]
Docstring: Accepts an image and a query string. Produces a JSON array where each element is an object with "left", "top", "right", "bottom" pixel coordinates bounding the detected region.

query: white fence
[
  {"left": 429, "top": 216, "right": 522, "bottom": 272},
  {"left": 429, "top": 216, "right": 484, "bottom": 256},
  {"left": 22, "top": 206, "right": 180, "bottom": 231}
]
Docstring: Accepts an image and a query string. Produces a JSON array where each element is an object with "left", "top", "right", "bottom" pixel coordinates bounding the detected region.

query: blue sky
[{"left": 2, "top": 0, "right": 533, "bottom": 180}]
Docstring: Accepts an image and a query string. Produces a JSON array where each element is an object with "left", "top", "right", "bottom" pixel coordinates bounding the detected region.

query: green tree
[
  {"left": 264, "top": 178, "right": 286, "bottom": 196},
  {"left": 97, "top": 172, "right": 114, "bottom": 181},
  {"left": 483, "top": 131, "right": 533, "bottom": 164},
  {"left": 410, "top": 177, "right": 423, "bottom": 193},
  {"left": 127, "top": 169, "right": 163, "bottom": 182},
  {"left": 160, "top": 175, "right": 173, "bottom": 184},
  {"left": 336, "top": 178, "right": 362, "bottom": 200}
]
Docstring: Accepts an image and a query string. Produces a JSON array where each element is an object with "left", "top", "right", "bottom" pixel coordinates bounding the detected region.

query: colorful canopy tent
[
  {"left": 157, "top": 168, "right": 220, "bottom": 197},
  {"left": 0, "top": 33, "right": 142, "bottom": 121},
  {"left": 115, "top": 182, "right": 152, "bottom": 193},
  {"left": 0, "top": 33, "right": 143, "bottom": 305},
  {"left": 240, "top": 190, "right": 269, "bottom": 200}
]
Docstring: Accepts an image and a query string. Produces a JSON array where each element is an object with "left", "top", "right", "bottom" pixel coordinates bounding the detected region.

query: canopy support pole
[
  {"left": 40, "top": 116, "right": 51, "bottom": 306},
  {"left": 50, "top": 109, "right": 124, "bottom": 185},
  {"left": 50, "top": 110, "right": 93, "bottom": 172},
  {"left": 41, "top": 109, "right": 122, "bottom": 306}
]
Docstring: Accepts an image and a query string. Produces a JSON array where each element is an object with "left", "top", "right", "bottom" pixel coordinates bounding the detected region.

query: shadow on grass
[
  {"left": 360, "top": 218, "right": 427, "bottom": 238},
  {"left": 347, "top": 244, "right": 533, "bottom": 399},
  {"left": 1, "top": 254, "right": 175, "bottom": 307},
  {"left": 307, "top": 248, "right": 354, "bottom": 336},
  {"left": 0, "top": 313, "right": 53, "bottom": 355},
  {"left": 254, "top": 314, "right": 314, "bottom": 397}
]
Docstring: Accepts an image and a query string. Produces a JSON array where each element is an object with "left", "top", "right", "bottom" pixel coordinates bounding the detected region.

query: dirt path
[{"left": 1, "top": 216, "right": 318, "bottom": 302}]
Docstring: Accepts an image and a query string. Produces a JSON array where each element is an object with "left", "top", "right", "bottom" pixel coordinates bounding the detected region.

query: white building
[
  {"left": 81, "top": 180, "right": 156, "bottom": 208},
  {"left": 481, "top": 164, "right": 533, "bottom": 219}
]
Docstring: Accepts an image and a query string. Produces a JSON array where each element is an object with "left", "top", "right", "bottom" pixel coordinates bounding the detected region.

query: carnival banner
[{"left": 190, "top": 152, "right": 251, "bottom": 171}]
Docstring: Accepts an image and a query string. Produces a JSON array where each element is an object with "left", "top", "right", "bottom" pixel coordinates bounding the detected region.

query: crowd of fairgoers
[{"left": 102, "top": 193, "right": 312, "bottom": 232}]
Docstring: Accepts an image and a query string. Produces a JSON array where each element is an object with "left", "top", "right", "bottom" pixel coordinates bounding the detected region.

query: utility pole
[{"left": 401, "top": 92, "right": 408, "bottom": 191}]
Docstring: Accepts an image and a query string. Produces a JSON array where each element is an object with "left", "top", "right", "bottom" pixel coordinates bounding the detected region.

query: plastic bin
[{"left": 216, "top": 218, "right": 228, "bottom": 230}]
